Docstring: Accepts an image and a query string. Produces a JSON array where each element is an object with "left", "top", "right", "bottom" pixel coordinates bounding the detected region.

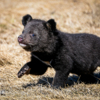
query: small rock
[{"left": 1, "top": 90, "right": 5, "bottom": 95}]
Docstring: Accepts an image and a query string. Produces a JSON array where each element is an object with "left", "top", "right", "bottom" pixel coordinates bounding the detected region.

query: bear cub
[{"left": 18, "top": 14, "right": 100, "bottom": 87}]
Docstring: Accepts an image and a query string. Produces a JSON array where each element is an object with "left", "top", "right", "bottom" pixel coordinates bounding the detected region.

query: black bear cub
[{"left": 18, "top": 14, "right": 100, "bottom": 87}]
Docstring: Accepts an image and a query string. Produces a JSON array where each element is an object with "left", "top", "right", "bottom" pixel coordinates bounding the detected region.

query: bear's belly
[{"left": 71, "top": 62, "right": 97, "bottom": 75}]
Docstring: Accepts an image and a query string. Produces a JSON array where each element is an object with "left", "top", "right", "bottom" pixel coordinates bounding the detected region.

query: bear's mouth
[{"left": 19, "top": 43, "right": 27, "bottom": 48}]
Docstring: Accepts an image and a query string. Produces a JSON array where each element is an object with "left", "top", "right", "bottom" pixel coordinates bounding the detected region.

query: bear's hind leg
[{"left": 80, "top": 74, "right": 97, "bottom": 83}]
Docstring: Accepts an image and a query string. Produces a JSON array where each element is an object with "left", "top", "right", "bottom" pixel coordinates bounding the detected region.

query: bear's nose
[{"left": 18, "top": 36, "right": 23, "bottom": 43}]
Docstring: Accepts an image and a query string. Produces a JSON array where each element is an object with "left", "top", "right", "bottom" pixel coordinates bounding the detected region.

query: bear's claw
[{"left": 17, "top": 66, "right": 31, "bottom": 78}]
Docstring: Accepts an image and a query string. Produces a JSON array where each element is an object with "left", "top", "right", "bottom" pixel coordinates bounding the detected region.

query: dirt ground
[{"left": 0, "top": 0, "right": 100, "bottom": 100}]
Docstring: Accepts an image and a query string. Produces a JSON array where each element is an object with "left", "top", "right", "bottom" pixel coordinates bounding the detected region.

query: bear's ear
[
  {"left": 46, "top": 19, "right": 56, "bottom": 31},
  {"left": 22, "top": 14, "right": 32, "bottom": 26}
]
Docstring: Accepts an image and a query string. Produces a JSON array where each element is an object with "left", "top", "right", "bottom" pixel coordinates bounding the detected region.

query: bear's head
[{"left": 18, "top": 14, "right": 58, "bottom": 53}]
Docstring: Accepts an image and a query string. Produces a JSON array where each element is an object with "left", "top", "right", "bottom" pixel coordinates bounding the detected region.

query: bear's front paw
[{"left": 17, "top": 65, "right": 31, "bottom": 78}]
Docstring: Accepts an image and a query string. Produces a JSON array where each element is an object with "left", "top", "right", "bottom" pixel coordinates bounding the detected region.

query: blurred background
[{"left": 0, "top": 0, "right": 100, "bottom": 100}]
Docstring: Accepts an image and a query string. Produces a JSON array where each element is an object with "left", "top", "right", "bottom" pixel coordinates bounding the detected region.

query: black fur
[
  {"left": 18, "top": 55, "right": 51, "bottom": 78},
  {"left": 22, "top": 14, "right": 32, "bottom": 26},
  {"left": 18, "top": 14, "right": 100, "bottom": 87}
]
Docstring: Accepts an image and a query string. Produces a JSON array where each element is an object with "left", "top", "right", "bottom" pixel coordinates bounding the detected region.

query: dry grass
[{"left": 0, "top": 0, "right": 100, "bottom": 100}]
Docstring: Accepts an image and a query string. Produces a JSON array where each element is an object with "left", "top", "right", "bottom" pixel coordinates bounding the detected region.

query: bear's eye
[
  {"left": 30, "top": 33, "right": 35, "bottom": 37},
  {"left": 32, "top": 34, "right": 35, "bottom": 37},
  {"left": 22, "top": 30, "right": 24, "bottom": 34}
]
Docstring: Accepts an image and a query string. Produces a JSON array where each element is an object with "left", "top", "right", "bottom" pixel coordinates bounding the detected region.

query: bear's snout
[
  {"left": 18, "top": 35, "right": 28, "bottom": 48},
  {"left": 18, "top": 35, "right": 23, "bottom": 43}
]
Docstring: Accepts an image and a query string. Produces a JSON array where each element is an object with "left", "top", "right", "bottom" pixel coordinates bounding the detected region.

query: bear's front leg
[
  {"left": 51, "top": 56, "right": 73, "bottom": 88},
  {"left": 17, "top": 55, "right": 50, "bottom": 78},
  {"left": 18, "top": 63, "right": 31, "bottom": 78},
  {"left": 52, "top": 70, "right": 69, "bottom": 88}
]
